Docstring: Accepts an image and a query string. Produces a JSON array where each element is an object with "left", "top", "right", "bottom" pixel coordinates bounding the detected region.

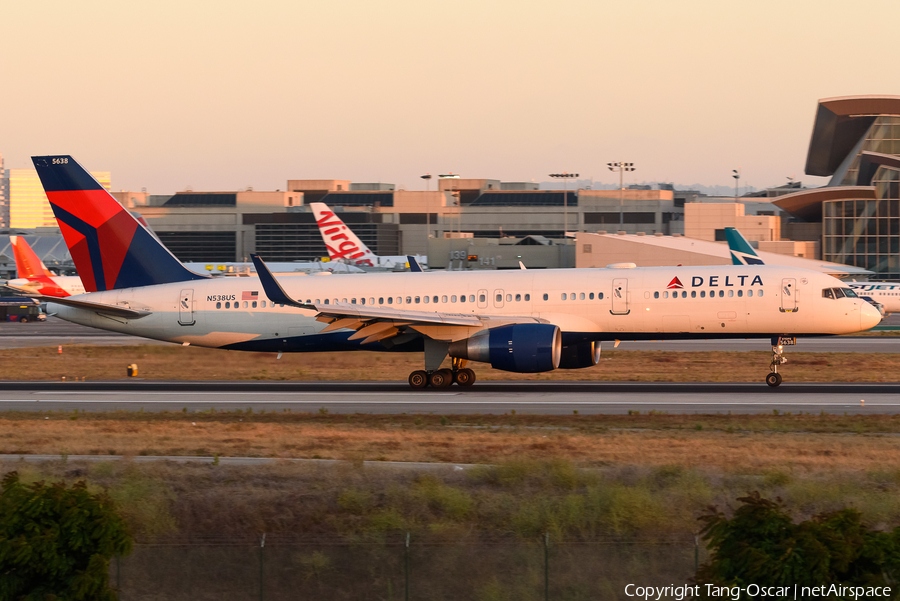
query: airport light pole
[
  {"left": 732, "top": 169, "right": 740, "bottom": 201},
  {"left": 549, "top": 172, "right": 579, "bottom": 239},
  {"left": 421, "top": 174, "right": 432, "bottom": 241},
  {"left": 607, "top": 162, "right": 636, "bottom": 227}
]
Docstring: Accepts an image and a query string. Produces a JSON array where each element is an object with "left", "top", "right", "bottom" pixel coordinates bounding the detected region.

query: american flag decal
[{"left": 242, "top": 291, "right": 259, "bottom": 301}]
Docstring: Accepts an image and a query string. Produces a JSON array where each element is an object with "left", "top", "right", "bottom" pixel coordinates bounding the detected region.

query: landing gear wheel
[
  {"left": 455, "top": 368, "right": 476, "bottom": 387},
  {"left": 408, "top": 370, "right": 428, "bottom": 389},
  {"left": 429, "top": 369, "right": 453, "bottom": 388},
  {"left": 765, "top": 372, "right": 782, "bottom": 387}
]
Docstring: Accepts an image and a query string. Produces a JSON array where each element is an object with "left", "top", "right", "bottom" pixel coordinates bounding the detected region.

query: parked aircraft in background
[
  {"left": 29, "top": 156, "right": 880, "bottom": 389},
  {"left": 4, "top": 236, "right": 84, "bottom": 297},
  {"left": 725, "top": 227, "right": 894, "bottom": 315},
  {"left": 310, "top": 202, "right": 427, "bottom": 270}
]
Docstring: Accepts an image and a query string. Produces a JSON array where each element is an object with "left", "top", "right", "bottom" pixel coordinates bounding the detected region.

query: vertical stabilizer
[
  {"left": 10, "top": 236, "right": 55, "bottom": 278},
  {"left": 31, "top": 155, "right": 207, "bottom": 292},
  {"left": 310, "top": 202, "right": 378, "bottom": 267},
  {"left": 724, "top": 227, "right": 766, "bottom": 266}
]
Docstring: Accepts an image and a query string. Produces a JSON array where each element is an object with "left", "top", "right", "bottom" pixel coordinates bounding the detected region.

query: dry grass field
[{"left": 3, "top": 343, "right": 900, "bottom": 382}]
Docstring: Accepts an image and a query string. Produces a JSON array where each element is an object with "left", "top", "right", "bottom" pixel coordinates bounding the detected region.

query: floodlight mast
[
  {"left": 549, "top": 172, "right": 579, "bottom": 238},
  {"left": 607, "top": 162, "right": 636, "bottom": 227}
]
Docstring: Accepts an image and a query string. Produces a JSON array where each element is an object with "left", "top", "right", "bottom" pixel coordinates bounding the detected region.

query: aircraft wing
[
  {"left": 25, "top": 294, "right": 151, "bottom": 319},
  {"left": 251, "top": 254, "right": 544, "bottom": 343}
]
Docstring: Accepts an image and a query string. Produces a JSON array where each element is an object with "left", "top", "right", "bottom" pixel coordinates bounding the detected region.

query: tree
[
  {"left": 696, "top": 492, "right": 900, "bottom": 598},
  {"left": 0, "top": 471, "right": 132, "bottom": 600}
]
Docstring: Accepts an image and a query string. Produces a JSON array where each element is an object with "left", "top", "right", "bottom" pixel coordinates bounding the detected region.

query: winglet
[
  {"left": 250, "top": 254, "right": 315, "bottom": 310},
  {"left": 407, "top": 256, "right": 423, "bottom": 272}
]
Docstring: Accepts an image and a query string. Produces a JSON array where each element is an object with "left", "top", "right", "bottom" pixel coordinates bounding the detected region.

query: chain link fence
[{"left": 110, "top": 534, "right": 705, "bottom": 600}]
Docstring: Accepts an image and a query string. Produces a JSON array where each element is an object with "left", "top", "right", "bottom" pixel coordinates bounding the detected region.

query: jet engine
[
  {"left": 558, "top": 341, "right": 601, "bottom": 369},
  {"left": 448, "top": 324, "right": 561, "bottom": 373}
]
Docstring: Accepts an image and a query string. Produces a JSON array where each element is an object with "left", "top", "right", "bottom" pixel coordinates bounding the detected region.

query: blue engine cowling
[
  {"left": 558, "top": 341, "right": 601, "bottom": 369},
  {"left": 448, "top": 324, "right": 561, "bottom": 373}
]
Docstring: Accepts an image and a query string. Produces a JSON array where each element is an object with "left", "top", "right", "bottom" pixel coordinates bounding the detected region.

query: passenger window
[
  {"left": 243, "top": 301, "right": 248, "bottom": 308},
  {"left": 388, "top": 297, "right": 393, "bottom": 304},
  {"left": 700, "top": 291, "right": 705, "bottom": 298},
  {"left": 691, "top": 291, "right": 696, "bottom": 298},
  {"left": 718, "top": 290, "right": 724, "bottom": 298},
  {"left": 598, "top": 292, "right": 604, "bottom": 300},
  {"left": 460, "top": 295, "right": 466, "bottom": 303},
  {"left": 580, "top": 293, "right": 585, "bottom": 300},
  {"left": 252, "top": 301, "right": 257, "bottom": 308},
  {"left": 414, "top": 296, "right": 419, "bottom": 304},
  {"left": 378, "top": 297, "right": 384, "bottom": 304},
  {"left": 324, "top": 299, "right": 330, "bottom": 305},
  {"left": 263, "top": 301, "right": 267, "bottom": 308},
  {"left": 370, "top": 298, "right": 375, "bottom": 305},
  {"left": 507, "top": 294, "right": 512, "bottom": 302},
  {"left": 217, "top": 302, "right": 222, "bottom": 309},
  {"left": 543, "top": 293, "right": 548, "bottom": 301},
  {"left": 361, "top": 298, "right": 366, "bottom": 305},
  {"left": 342, "top": 298, "right": 347, "bottom": 304},
  {"left": 470, "top": 295, "right": 475, "bottom": 302},
  {"left": 424, "top": 296, "right": 429, "bottom": 304},
  {"left": 653, "top": 292, "right": 659, "bottom": 299},
  {"left": 728, "top": 290, "right": 733, "bottom": 297},
  {"left": 433, "top": 296, "right": 438, "bottom": 303},
  {"left": 351, "top": 298, "right": 356, "bottom": 304},
  {"left": 451, "top": 295, "right": 457, "bottom": 302},
  {"left": 570, "top": 292, "right": 576, "bottom": 300},
  {"left": 442, "top": 295, "right": 448, "bottom": 303},
  {"left": 737, "top": 290, "right": 743, "bottom": 298},
  {"left": 590, "top": 292, "right": 595, "bottom": 300},
  {"left": 562, "top": 293, "right": 567, "bottom": 301},
  {"left": 664, "top": 291, "right": 669, "bottom": 299},
  {"left": 748, "top": 290, "right": 753, "bottom": 297},
  {"left": 681, "top": 291, "right": 687, "bottom": 298},
  {"left": 515, "top": 294, "right": 521, "bottom": 301},
  {"left": 758, "top": 290, "right": 764, "bottom": 297},
  {"left": 525, "top": 294, "right": 531, "bottom": 301}
]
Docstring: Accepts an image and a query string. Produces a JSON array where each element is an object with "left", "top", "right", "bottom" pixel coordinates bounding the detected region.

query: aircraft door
[
  {"left": 477, "top": 289, "right": 488, "bottom": 309},
  {"left": 610, "top": 278, "right": 630, "bottom": 315},
  {"left": 178, "top": 289, "right": 196, "bottom": 326},
  {"left": 780, "top": 278, "right": 797, "bottom": 313},
  {"left": 493, "top": 289, "right": 505, "bottom": 309}
]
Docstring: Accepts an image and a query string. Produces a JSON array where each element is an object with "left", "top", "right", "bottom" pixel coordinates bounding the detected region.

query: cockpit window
[{"left": 823, "top": 287, "right": 859, "bottom": 299}]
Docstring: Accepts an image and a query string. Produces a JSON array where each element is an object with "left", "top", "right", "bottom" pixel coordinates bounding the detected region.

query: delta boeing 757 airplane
[{"left": 29, "top": 156, "right": 880, "bottom": 388}]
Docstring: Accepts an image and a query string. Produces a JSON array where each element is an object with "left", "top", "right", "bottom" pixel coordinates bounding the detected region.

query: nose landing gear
[{"left": 766, "top": 336, "right": 795, "bottom": 387}]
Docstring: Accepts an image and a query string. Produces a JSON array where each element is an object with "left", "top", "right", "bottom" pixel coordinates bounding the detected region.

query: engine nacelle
[
  {"left": 558, "top": 341, "right": 601, "bottom": 369},
  {"left": 448, "top": 324, "right": 561, "bottom": 373}
]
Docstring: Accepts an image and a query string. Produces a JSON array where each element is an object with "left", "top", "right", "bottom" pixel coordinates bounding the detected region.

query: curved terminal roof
[
  {"left": 857, "top": 151, "right": 900, "bottom": 186},
  {"left": 805, "top": 95, "right": 900, "bottom": 177},
  {"left": 772, "top": 186, "right": 877, "bottom": 222}
]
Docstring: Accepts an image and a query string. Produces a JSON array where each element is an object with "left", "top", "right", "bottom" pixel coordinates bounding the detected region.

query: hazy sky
[{"left": 2, "top": 0, "right": 896, "bottom": 194}]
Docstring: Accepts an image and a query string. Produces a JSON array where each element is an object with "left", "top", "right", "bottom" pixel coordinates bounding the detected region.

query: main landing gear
[
  {"left": 408, "top": 358, "right": 476, "bottom": 389},
  {"left": 766, "top": 336, "right": 795, "bottom": 387}
]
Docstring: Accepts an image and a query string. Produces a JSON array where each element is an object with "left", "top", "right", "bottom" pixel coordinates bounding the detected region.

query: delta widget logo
[{"left": 666, "top": 277, "right": 684, "bottom": 290}]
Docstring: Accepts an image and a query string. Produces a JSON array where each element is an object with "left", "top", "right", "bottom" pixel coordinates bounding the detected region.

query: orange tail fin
[{"left": 10, "top": 236, "right": 54, "bottom": 278}]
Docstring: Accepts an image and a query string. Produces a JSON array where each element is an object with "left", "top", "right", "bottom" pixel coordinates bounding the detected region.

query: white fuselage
[
  {"left": 848, "top": 282, "right": 900, "bottom": 314},
  {"left": 8, "top": 275, "right": 84, "bottom": 297},
  {"left": 48, "top": 265, "right": 879, "bottom": 354}
]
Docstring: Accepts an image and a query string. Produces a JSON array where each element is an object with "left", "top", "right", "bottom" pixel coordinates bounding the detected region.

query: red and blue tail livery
[{"left": 32, "top": 155, "right": 206, "bottom": 292}]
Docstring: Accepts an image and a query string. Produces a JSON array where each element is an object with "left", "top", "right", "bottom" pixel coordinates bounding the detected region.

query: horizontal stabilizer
[{"left": 31, "top": 294, "right": 150, "bottom": 319}]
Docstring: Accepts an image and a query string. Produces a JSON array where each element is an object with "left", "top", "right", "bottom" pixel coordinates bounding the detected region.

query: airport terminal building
[{"left": 1, "top": 95, "right": 899, "bottom": 278}]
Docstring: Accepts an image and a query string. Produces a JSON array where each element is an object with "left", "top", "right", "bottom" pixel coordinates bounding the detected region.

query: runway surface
[
  {"left": 1, "top": 317, "right": 899, "bottom": 352},
  {"left": 0, "top": 381, "right": 896, "bottom": 415}
]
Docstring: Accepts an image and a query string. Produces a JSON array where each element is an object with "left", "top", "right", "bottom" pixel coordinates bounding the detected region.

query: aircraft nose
[{"left": 860, "top": 302, "right": 882, "bottom": 331}]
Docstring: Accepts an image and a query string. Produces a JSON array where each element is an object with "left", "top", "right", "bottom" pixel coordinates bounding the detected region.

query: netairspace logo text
[{"left": 625, "top": 583, "right": 893, "bottom": 600}]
